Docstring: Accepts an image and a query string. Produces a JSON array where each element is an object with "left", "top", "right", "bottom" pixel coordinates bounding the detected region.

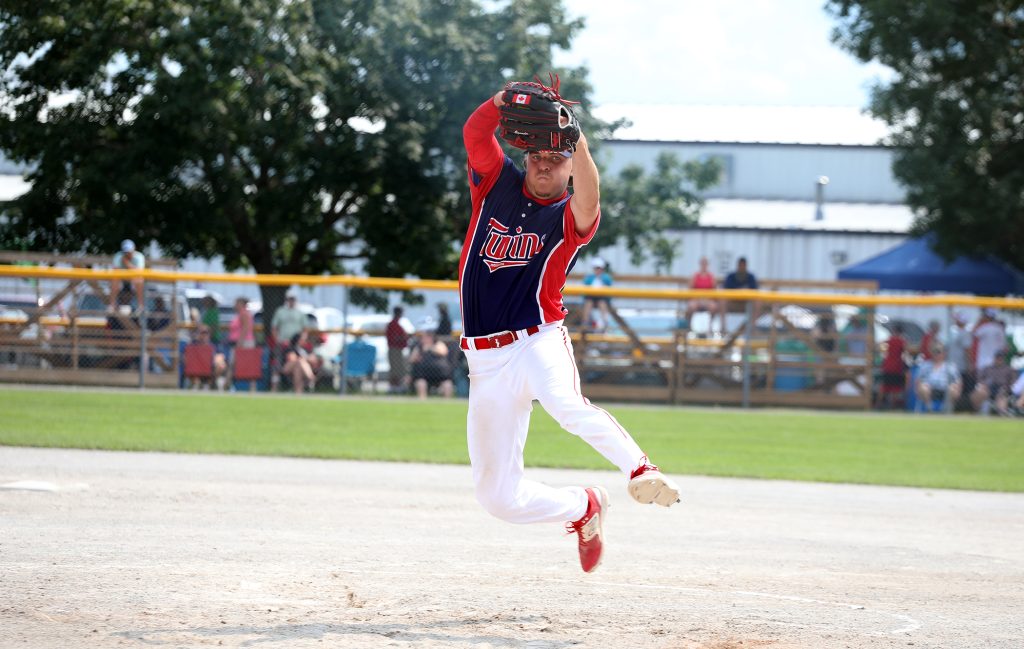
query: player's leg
[
  {"left": 465, "top": 346, "right": 587, "bottom": 524},
  {"left": 525, "top": 326, "right": 644, "bottom": 472},
  {"left": 109, "top": 279, "right": 123, "bottom": 309},
  {"left": 524, "top": 326, "right": 680, "bottom": 506}
]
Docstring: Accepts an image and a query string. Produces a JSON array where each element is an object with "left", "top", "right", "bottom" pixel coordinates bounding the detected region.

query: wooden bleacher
[
  {"left": 568, "top": 273, "right": 878, "bottom": 409},
  {"left": 0, "top": 251, "right": 182, "bottom": 388}
]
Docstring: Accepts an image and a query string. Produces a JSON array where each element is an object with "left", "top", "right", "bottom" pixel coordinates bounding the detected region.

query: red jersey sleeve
[
  {"left": 463, "top": 99, "right": 504, "bottom": 198},
  {"left": 563, "top": 200, "right": 600, "bottom": 247}
]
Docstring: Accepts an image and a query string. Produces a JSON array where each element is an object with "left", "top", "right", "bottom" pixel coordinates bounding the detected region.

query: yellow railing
[{"left": 0, "top": 265, "right": 1021, "bottom": 308}]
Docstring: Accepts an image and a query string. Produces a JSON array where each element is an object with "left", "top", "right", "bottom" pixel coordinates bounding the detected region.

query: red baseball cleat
[
  {"left": 566, "top": 486, "right": 609, "bottom": 573},
  {"left": 628, "top": 459, "right": 681, "bottom": 507}
]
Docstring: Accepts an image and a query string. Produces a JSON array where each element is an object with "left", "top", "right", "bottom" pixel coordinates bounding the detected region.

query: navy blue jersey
[{"left": 460, "top": 100, "right": 598, "bottom": 338}]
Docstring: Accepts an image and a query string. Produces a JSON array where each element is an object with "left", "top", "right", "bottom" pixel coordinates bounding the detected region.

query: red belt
[{"left": 460, "top": 326, "right": 541, "bottom": 351}]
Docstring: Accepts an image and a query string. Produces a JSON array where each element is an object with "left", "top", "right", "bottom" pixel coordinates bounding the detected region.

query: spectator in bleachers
[
  {"left": 272, "top": 290, "right": 306, "bottom": 346},
  {"left": 434, "top": 303, "right": 453, "bottom": 338},
  {"left": 813, "top": 313, "right": 837, "bottom": 353},
  {"left": 146, "top": 296, "right": 171, "bottom": 332},
  {"left": 109, "top": 239, "right": 146, "bottom": 313},
  {"left": 386, "top": 306, "right": 411, "bottom": 394},
  {"left": 410, "top": 330, "right": 454, "bottom": 399},
  {"left": 723, "top": 256, "right": 758, "bottom": 290},
  {"left": 840, "top": 308, "right": 870, "bottom": 357},
  {"left": 200, "top": 296, "right": 222, "bottom": 346},
  {"left": 1011, "top": 370, "right": 1024, "bottom": 416},
  {"left": 270, "top": 289, "right": 307, "bottom": 388},
  {"left": 581, "top": 257, "right": 613, "bottom": 332},
  {"left": 914, "top": 344, "right": 962, "bottom": 413},
  {"left": 946, "top": 309, "right": 974, "bottom": 409},
  {"left": 684, "top": 256, "right": 721, "bottom": 334},
  {"left": 228, "top": 297, "right": 255, "bottom": 349},
  {"left": 972, "top": 307, "right": 1005, "bottom": 374},
  {"left": 970, "top": 352, "right": 1015, "bottom": 415},
  {"left": 190, "top": 324, "right": 229, "bottom": 390},
  {"left": 279, "top": 330, "right": 320, "bottom": 394},
  {"left": 721, "top": 256, "right": 760, "bottom": 326},
  {"left": 879, "top": 323, "right": 908, "bottom": 410},
  {"left": 917, "top": 320, "right": 941, "bottom": 361}
]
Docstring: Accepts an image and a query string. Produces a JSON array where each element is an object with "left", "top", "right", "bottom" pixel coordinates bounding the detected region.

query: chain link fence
[{"left": 1, "top": 257, "right": 1022, "bottom": 415}]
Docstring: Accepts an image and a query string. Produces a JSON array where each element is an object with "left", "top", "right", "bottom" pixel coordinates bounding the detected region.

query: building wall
[
  {"left": 600, "top": 141, "right": 906, "bottom": 204},
  {"left": 583, "top": 228, "right": 905, "bottom": 285}
]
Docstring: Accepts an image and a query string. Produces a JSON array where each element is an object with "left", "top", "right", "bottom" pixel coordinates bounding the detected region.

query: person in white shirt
[
  {"left": 972, "top": 308, "right": 1006, "bottom": 373},
  {"left": 914, "top": 344, "right": 962, "bottom": 413},
  {"left": 110, "top": 239, "right": 146, "bottom": 311}
]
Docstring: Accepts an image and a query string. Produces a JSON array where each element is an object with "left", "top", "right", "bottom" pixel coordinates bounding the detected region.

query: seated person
[
  {"left": 580, "top": 258, "right": 613, "bottom": 331},
  {"left": 720, "top": 256, "right": 760, "bottom": 323},
  {"left": 409, "top": 330, "right": 454, "bottom": 399},
  {"left": 188, "top": 325, "right": 229, "bottom": 390},
  {"left": 147, "top": 296, "right": 172, "bottom": 332},
  {"left": 279, "top": 330, "right": 322, "bottom": 394},
  {"left": 684, "top": 256, "right": 720, "bottom": 333},
  {"left": 109, "top": 239, "right": 145, "bottom": 312},
  {"left": 1011, "top": 370, "right": 1024, "bottom": 415},
  {"left": 914, "top": 344, "right": 962, "bottom": 412},
  {"left": 970, "top": 352, "right": 1016, "bottom": 415}
]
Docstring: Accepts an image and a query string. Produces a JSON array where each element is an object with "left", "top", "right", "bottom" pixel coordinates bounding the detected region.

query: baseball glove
[{"left": 498, "top": 74, "right": 581, "bottom": 153}]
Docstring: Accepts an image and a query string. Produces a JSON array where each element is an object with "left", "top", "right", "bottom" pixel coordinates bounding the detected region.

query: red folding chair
[
  {"left": 183, "top": 343, "right": 215, "bottom": 389},
  {"left": 232, "top": 346, "right": 263, "bottom": 392}
]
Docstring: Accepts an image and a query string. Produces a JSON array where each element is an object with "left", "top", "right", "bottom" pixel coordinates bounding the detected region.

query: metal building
[{"left": 587, "top": 104, "right": 912, "bottom": 282}]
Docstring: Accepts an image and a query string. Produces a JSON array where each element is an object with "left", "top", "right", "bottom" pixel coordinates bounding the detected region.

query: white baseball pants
[{"left": 464, "top": 323, "right": 646, "bottom": 524}]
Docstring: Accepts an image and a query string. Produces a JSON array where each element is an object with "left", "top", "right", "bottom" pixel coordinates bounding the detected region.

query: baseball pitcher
[{"left": 459, "top": 76, "right": 681, "bottom": 573}]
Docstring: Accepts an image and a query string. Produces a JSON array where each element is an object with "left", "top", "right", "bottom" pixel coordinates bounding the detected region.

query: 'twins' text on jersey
[{"left": 459, "top": 156, "right": 597, "bottom": 337}]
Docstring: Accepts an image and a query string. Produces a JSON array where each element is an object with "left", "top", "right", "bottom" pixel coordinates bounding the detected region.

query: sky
[{"left": 552, "top": 0, "right": 894, "bottom": 109}]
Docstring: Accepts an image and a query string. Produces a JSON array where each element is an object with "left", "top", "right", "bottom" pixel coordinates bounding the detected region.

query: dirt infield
[{"left": 1, "top": 446, "right": 1022, "bottom": 649}]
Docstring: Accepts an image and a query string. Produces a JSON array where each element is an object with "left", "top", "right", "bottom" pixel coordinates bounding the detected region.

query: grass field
[{"left": 1, "top": 387, "right": 1021, "bottom": 492}]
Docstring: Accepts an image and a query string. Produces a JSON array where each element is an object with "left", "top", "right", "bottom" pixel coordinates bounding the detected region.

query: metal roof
[
  {"left": 697, "top": 199, "right": 914, "bottom": 233},
  {"left": 594, "top": 104, "right": 891, "bottom": 147}
]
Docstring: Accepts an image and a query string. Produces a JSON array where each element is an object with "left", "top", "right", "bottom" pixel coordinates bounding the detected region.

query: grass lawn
[{"left": 0, "top": 387, "right": 1021, "bottom": 492}]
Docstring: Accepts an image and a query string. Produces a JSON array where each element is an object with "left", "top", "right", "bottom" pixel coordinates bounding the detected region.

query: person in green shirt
[{"left": 200, "top": 296, "right": 222, "bottom": 345}]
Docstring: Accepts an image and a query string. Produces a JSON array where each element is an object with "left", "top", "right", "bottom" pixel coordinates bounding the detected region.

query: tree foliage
[
  {"left": 828, "top": 1, "right": 1024, "bottom": 272},
  {"left": 594, "top": 152, "right": 722, "bottom": 272},
  {"left": 0, "top": 0, "right": 604, "bottom": 312}
]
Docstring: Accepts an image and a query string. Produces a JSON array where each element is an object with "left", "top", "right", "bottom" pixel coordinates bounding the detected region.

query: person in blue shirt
[
  {"left": 720, "top": 256, "right": 760, "bottom": 326},
  {"left": 581, "top": 257, "right": 613, "bottom": 331},
  {"left": 723, "top": 256, "right": 758, "bottom": 289}
]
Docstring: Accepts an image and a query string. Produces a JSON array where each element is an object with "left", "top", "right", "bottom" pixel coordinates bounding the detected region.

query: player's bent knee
[{"left": 474, "top": 484, "right": 520, "bottom": 521}]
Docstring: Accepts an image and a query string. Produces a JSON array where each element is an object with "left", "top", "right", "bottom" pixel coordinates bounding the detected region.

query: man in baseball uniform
[{"left": 459, "top": 86, "right": 680, "bottom": 573}]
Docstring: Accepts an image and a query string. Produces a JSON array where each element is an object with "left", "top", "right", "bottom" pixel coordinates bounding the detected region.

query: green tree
[
  {"left": 595, "top": 152, "right": 722, "bottom": 272},
  {"left": 0, "top": 0, "right": 590, "bottom": 316},
  {"left": 828, "top": 1, "right": 1024, "bottom": 272}
]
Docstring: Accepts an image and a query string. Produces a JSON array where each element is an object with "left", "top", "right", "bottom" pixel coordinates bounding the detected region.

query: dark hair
[
  {"left": 393, "top": 306, "right": 403, "bottom": 317},
  {"left": 738, "top": 256, "right": 747, "bottom": 264}
]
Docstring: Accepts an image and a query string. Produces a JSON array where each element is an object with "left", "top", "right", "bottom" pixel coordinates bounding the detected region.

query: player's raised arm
[
  {"left": 568, "top": 132, "right": 599, "bottom": 236},
  {"left": 462, "top": 93, "right": 505, "bottom": 178}
]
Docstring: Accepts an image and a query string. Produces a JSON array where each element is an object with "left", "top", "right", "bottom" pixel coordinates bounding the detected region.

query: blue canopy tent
[{"left": 838, "top": 237, "right": 1024, "bottom": 295}]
